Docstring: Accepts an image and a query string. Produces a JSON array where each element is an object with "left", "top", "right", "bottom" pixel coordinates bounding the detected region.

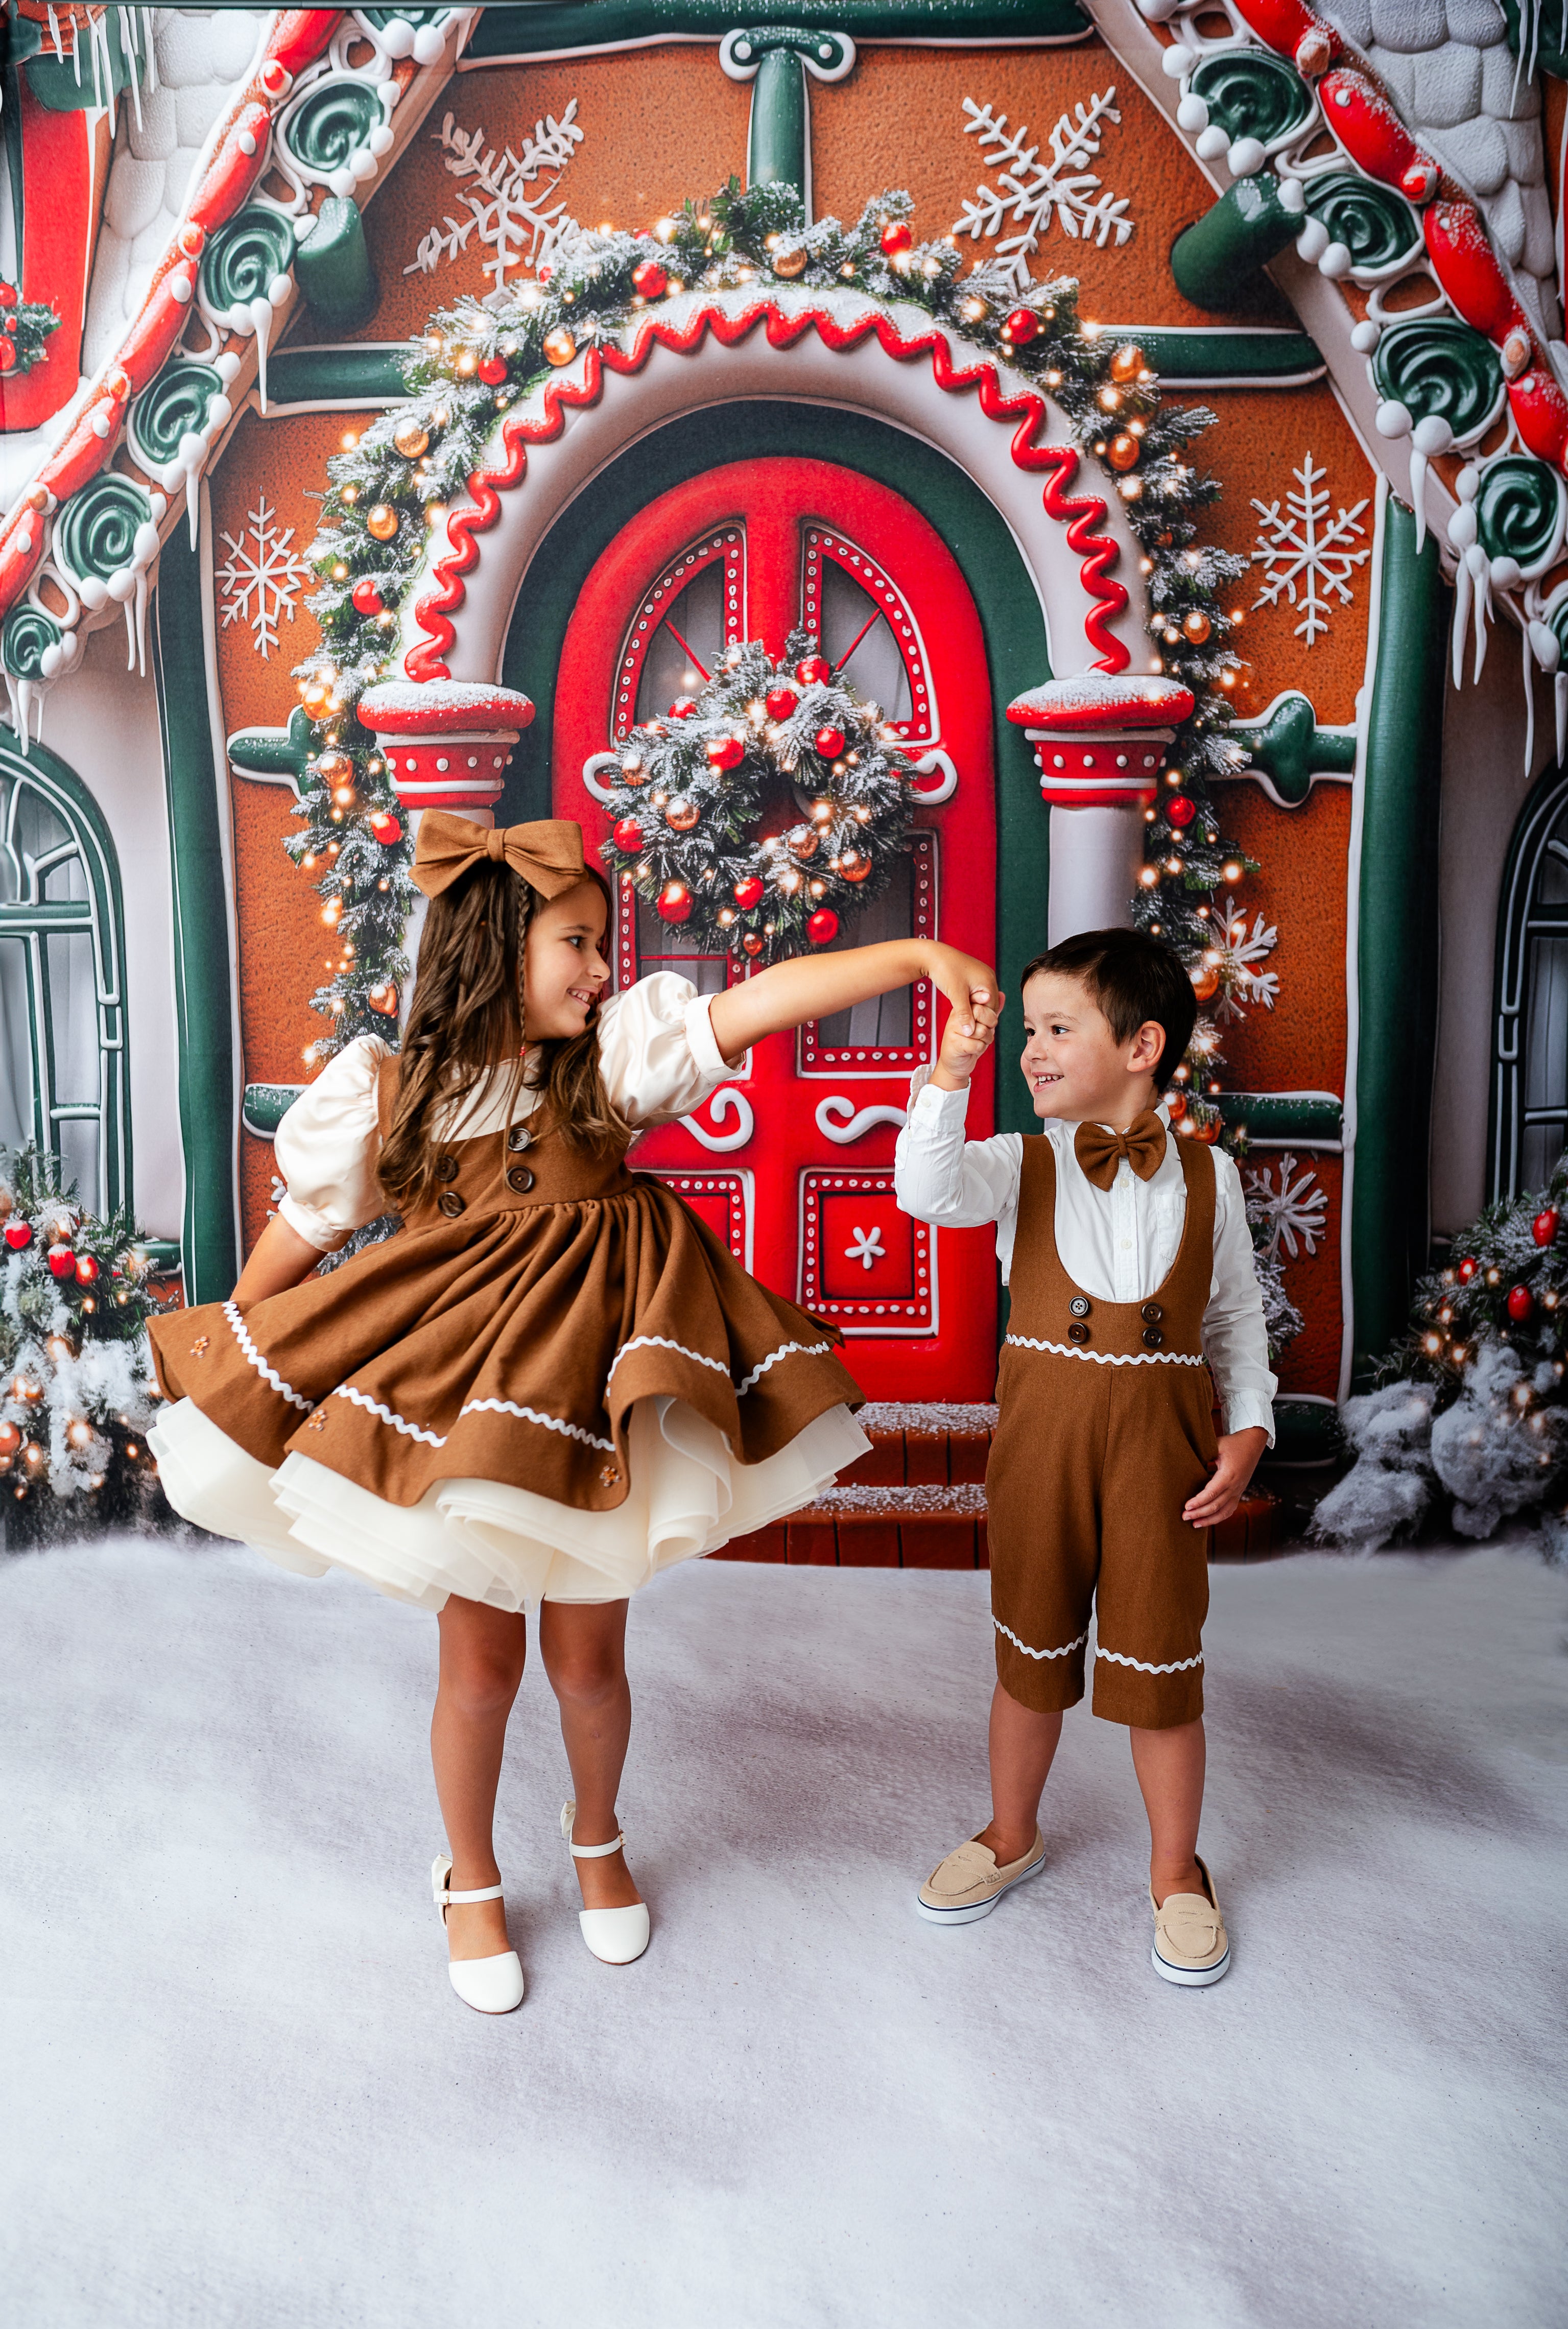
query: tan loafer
[
  {"left": 916, "top": 1829, "right": 1046, "bottom": 1925},
  {"left": 1150, "top": 1855, "right": 1230, "bottom": 1986}
]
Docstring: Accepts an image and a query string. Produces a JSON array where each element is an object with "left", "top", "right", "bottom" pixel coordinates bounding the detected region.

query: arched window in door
[{"left": 0, "top": 736, "right": 130, "bottom": 1215}]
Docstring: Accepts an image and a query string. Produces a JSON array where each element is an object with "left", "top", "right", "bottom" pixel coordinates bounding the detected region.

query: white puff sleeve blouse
[{"left": 272, "top": 973, "right": 737, "bottom": 1252}]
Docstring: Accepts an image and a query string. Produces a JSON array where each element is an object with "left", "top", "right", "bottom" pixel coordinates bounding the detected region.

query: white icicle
[
  {"left": 1524, "top": 621, "right": 1536, "bottom": 777},
  {"left": 1410, "top": 447, "right": 1429, "bottom": 554},
  {"left": 1453, "top": 559, "right": 1472, "bottom": 689},
  {"left": 120, "top": 9, "right": 142, "bottom": 132},
  {"left": 251, "top": 296, "right": 273, "bottom": 413},
  {"left": 134, "top": 572, "right": 148, "bottom": 675},
  {"left": 1467, "top": 544, "right": 1492, "bottom": 681},
  {"left": 1556, "top": 671, "right": 1567, "bottom": 764},
  {"left": 17, "top": 677, "right": 31, "bottom": 755}
]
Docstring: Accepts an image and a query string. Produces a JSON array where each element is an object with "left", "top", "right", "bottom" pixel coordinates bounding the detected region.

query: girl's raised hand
[{"left": 705, "top": 935, "right": 1003, "bottom": 1066}]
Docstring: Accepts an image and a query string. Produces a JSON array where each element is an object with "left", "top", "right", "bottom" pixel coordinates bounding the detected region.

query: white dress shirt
[
  {"left": 894, "top": 1075, "right": 1277, "bottom": 1443},
  {"left": 273, "top": 973, "right": 731, "bottom": 1251}
]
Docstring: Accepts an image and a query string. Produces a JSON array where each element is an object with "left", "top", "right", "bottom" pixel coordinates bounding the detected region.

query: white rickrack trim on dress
[
  {"left": 1005, "top": 1335, "right": 1207, "bottom": 1367},
  {"left": 223, "top": 1300, "right": 315, "bottom": 1413},
  {"left": 735, "top": 1339, "right": 834, "bottom": 1396},
  {"left": 993, "top": 1617, "right": 1089, "bottom": 1662},
  {"left": 606, "top": 1334, "right": 731, "bottom": 1385},
  {"left": 1096, "top": 1646, "right": 1204, "bottom": 1675},
  {"left": 329, "top": 1385, "right": 615, "bottom": 1454}
]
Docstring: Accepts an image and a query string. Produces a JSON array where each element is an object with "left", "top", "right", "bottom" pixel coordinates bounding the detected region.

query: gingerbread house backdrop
[{"left": 6, "top": 0, "right": 1568, "bottom": 1511}]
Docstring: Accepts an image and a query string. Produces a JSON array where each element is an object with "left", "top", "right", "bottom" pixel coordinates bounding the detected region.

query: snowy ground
[{"left": 1, "top": 1536, "right": 1564, "bottom": 2329}]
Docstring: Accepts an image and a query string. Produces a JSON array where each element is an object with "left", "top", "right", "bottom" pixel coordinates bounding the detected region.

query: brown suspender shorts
[{"left": 984, "top": 1135, "right": 1220, "bottom": 1730}]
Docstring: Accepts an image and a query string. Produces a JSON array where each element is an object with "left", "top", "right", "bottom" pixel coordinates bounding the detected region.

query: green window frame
[
  {"left": 1490, "top": 759, "right": 1568, "bottom": 1201},
  {"left": 0, "top": 732, "right": 131, "bottom": 1216}
]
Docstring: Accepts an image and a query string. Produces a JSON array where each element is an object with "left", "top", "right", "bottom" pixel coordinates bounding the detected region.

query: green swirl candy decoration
[
  {"left": 199, "top": 205, "right": 295, "bottom": 316},
  {"left": 1302, "top": 172, "right": 1419, "bottom": 276},
  {"left": 1475, "top": 455, "right": 1568, "bottom": 580},
  {"left": 1188, "top": 51, "right": 1313, "bottom": 148},
  {"left": 1370, "top": 316, "right": 1505, "bottom": 444},
  {"left": 129, "top": 361, "right": 225, "bottom": 471},
  {"left": 2, "top": 604, "right": 63, "bottom": 681},
  {"left": 282, "top": 78, "right": 381, "bottom": 176},
  {"left": 54, "top": 474, "right": 153, "bottom": 585}
]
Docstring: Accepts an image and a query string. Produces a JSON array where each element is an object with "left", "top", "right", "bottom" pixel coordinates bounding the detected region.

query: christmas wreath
[{"left": 593, "top": 628, "right": 915, "bottom": 963}]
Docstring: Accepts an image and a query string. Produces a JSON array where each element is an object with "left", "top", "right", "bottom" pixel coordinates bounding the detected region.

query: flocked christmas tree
[{"left": 0, "top": 1148, "right": 171, "bottom": 1542}]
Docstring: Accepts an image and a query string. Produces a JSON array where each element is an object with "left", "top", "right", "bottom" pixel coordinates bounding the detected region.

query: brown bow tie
[
  {"left": 412, "top": 811, "right": 586, "bottom": 900},
  {"left": 1074, "top": 1110, "right": 1167, "bottom": 1191}
]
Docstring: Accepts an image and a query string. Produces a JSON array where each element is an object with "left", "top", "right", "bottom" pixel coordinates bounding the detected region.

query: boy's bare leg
[
  {"left": 1129, "top": 1717, "right": 1207, "bottom": 1905},
  {"left": 976, "top": 1681, "right": 1063, "bottom": 1865}
]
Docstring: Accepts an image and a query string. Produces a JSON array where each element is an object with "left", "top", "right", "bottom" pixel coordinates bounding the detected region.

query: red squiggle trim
[{"left": 405, "top": 299, "right": 1132, "bottom": 680}]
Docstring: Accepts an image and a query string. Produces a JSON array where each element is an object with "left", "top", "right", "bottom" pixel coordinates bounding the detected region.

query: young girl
[{"left": 148, "top": 812, "right": 998, "bottom": 2014}]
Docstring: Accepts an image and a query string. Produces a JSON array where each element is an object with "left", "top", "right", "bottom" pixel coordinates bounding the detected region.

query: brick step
[{"left": 711, "top": 1404, "right": 1284, "bottom": 1570}]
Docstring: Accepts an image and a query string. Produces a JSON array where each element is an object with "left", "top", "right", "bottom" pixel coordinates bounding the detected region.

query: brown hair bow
[
  {"left": 412, "top": 811, "right": 586, "bottom": 900},
  {"left": 1073, "top": 1109, "right": 1168, "bottom": 1191}
]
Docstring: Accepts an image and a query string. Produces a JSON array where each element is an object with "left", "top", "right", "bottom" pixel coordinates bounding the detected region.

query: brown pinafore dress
[
  {"left": 151, "top": 1054, "right": 862, "bottom": 1524},
  {"left": 984, "top": 1132, "right": 1219, "bottom": 1730}
]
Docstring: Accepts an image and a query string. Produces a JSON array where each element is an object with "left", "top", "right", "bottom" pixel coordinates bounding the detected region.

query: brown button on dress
[{"left": 985, "top": 1133, "right": 1220, "bottom": 1730}]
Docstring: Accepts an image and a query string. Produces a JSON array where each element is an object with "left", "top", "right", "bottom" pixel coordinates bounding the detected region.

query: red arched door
[{"left": 553, "top": 458, "right": 997, "bottom": 1401}]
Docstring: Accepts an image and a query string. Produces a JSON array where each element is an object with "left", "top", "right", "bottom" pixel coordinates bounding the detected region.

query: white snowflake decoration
[
  {"left": 844, "top": 1225, "right": 886, "bottom": 1272},
  {"left": 216, "top": 496, "right": 307, "bottom": 659},
  {"left": 1245, "top": 1152, "right": 1327, "bottom": 1262},
  {"left": 1215, "top": 904, "right": 1280, "bottom": 1023},
  {"left": 405, "top": 103, "right": 585, "bottom": 289},
  {"left": 1249, "top": 457, "right": 1371, "bottom": 646},
  {"left": 954, "top": 91, "right": 1133, "bottom": 287}
]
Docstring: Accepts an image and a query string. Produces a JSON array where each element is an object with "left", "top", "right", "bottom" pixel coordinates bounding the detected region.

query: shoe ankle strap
[
  {"left": 444, "top": 1881, "right": 505, "bottom": 1905},
  {"left": 569, "top": 1831, "right": 625, "bottom": 1860}
]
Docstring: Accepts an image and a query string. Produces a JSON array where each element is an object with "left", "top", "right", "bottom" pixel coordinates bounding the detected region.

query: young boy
[{"left": 896, "top": 929, "right": 1275, "bottom": 1985}]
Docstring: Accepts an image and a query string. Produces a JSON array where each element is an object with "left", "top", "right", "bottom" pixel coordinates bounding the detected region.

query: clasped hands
[{"left": 927, "top": 952, "right": 1003, "bottom": 1090}]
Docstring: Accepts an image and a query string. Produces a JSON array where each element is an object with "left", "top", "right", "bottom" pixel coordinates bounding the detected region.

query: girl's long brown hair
[{"left": 378, "top": 860, "right": 631, "bottom": 1213}]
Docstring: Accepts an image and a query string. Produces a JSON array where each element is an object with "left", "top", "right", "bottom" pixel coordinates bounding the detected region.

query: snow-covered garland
[
  {"left": 295, "top": 179, "right": 1270, "bottom": 1073},
  {"left": 0, "top": 1147, "right": 170, "bottom": 1542},
  {"left": 592, "top": 630, "right": 916, "bottom": 964},
  {"left": 0, "top": 281, "right": 60, "bottom": 380}
]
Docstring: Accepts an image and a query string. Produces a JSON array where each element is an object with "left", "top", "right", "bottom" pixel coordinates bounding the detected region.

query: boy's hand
[
  {"left": 926, "top": 948, "right": 1002, "bottom": 1091},
  {"left": 1183, "top": 1427, "right": 1268, "bottom": 1529}
]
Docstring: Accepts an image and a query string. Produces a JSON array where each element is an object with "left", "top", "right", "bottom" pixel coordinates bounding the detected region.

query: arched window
[{"left": 0, "top": 737, "right": 130, "bottom": 1216}]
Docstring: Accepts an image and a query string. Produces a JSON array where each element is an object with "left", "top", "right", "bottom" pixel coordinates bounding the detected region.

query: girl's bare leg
[
  {"left": 538, "top": 1599, "right": 642, "bottom": 1913},
  {"left": 976, "top": 1681, "right": 1064, "bottom": 1866},
  {"left": 432, "top": 1595, "right": 528, "bottom": 1960}
]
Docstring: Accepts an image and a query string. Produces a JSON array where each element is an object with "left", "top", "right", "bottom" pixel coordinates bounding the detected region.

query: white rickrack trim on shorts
[
  {"left": 993, "top": 1617, "right": 1088, "bottom": 1662},
  {"left": 735, "top": 1339, "right": 834, "bottom": 1395},
  {"left": 330, "top": 1385, "right": 615, "bottom": 1454},
  {"left": 1096, "top": 1646, "right": 1204, "bottom": 1675},
  {"left": 223, "top": 1300, "right": 315, "bottom": 1413},
  {"left": 1005, "top": 1335, "right": 1207, "bottom": 1367},
  {"left": 606, "top": 1334, "right": 731, "bottom": 1384}
]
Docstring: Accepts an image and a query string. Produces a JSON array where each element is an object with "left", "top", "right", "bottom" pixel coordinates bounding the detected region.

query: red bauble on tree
[
  {"left": 1533, "top": 1207, "right": 1559, "bottom": 1247},
  {"left": 1166, "top": 794, "right": 1197, "bottom": 828},
  {"left": 75, "top": 1254, "right": 99, "bottom": 1286},
  {"left": 814, "top": 725, "right": 846, "bottom": 759},
  {"left": 668, "top": 697, "right": 697, "bottom": 720},
  {"left": 369, "top": 811, "right": 403, "bottom": 844},
  {"left": 795, "top": 654, "right": 831, "bottom": 686},
  {"left": 632, "top": 258, "right": 668, "bottom": 299},
  {"left": 706, "top": 734, "right": 745, "bottom": 770},
  {"left": 0, "top": 283, "right": 16, "bottom": 310},
  {"left": 477, "top": 354, "right": 508, "bottom": 386},
  {"left": 879, "top": 219, "right": 913, "bottom": 256},
  {"left": 656, "top": 880, "right": 692, "bottom": 924},
  {"left": 1002, "top": 307, "right": 1038, "bottom": 346},
  {"left": 807, "top": 908, "right": 840, "bottom": 945},
  {"left": 1507, "top": 1284, "right": 1534, "bottom": 1322},
  {"left": 1457, "top": 1256, "right": 1478, "bottom": 1282},
  {"left": 47, "top": 1248, "right": 76, "bottom": 1281},
  {"left": 765, "top": 686, "right": 799, "bottom": 720},
  {"left": 0, "top": 340, "right": 17, "bottom": 375},
  {"left": 613, "top": 816, "right": 646, "bottom": 853},
  {"left": 4, "top": 1222, "right": 32, "bottom": 1250},
  {"left": 351, "top": 579, "right": 384, "bottom": 617}
]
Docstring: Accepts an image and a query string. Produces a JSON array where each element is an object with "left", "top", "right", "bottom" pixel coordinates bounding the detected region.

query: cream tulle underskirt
[{"left": 149, "top": 1394, "right": 867, "bottom": 1613}]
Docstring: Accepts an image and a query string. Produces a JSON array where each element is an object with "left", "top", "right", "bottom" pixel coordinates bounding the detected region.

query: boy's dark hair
[{"left": 1018, "top": 927, "right": 1196, "bottom": 1087}]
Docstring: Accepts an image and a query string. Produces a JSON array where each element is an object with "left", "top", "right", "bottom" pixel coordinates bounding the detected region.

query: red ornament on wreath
[
  {"left": 75, "top": 1254, "right": 99, "bottom": 1286},
  {"left": 880, "top": 219, "right": 913, "bottom": 257},
  {"left": 706, "top": 734, "right": 745, "bottom": 771},
  {"left": 1533, "top": 1207, "right": 1559, "bottom": 1247},
  {"left": 0, "top": 284, "right": 16, "bottom": 311},
  {"left": 632, "top": 259, "right": 668, "bottom": 299},
  {"left": 807, "top": 908, "right": 840, "bottom": 945},
  {"left": 1507, "top": 1284, "right": 1534, "bottom": 1322},
  {"left": 669, "top": 697, "right": 697, "bottom": 721},
  {"left": 765, "top": 686, "right": 799, "bottom": 720},
  {"left": 47, "top": 1248, "right": 76, "bottom": 1281},
  {"left": 351, "top": 579, "right": 384, "bottom": 617},
  {"left": 656, "top": 880, "right": 692, "bottom": 924},
  {"left": 613, "top": 816, "right": 646, "bottom": 853},
  {"left": 814, "top": 725, "right": 845, "bottom": 759},
  {"left": 0, "top": 341, "right": 16, "bottom": 376},
  {"left": 1457, "top": 1256, "right": 1478, "bottom": 1282},
  {"left": 4, "top": 1222, "right": 31, "bottom": 1250},
  {"left": 796, "top": 654, "right": 831, "bottom": 686},
  {"left": 733, "top": 875, "right": 765, "bottom": 911},
  {"left": 476, "top": 354, "right": 508, "bottom": 387},
  {"left": 1002, "top": 307, "right": 1038, "bottom": 346}
]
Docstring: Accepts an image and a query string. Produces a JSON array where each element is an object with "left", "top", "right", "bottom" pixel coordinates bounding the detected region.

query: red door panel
[{"left": 554, "top": 458, "right": 997, "bottom": 1400}]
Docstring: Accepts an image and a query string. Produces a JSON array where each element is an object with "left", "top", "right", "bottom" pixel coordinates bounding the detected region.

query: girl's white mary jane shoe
[
  {"left": 432, "top": 1856, "right": 525, "bottom": 2014},
  {"left": 561, "top": 1801, "right": 651, "bottom": 1965}
]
